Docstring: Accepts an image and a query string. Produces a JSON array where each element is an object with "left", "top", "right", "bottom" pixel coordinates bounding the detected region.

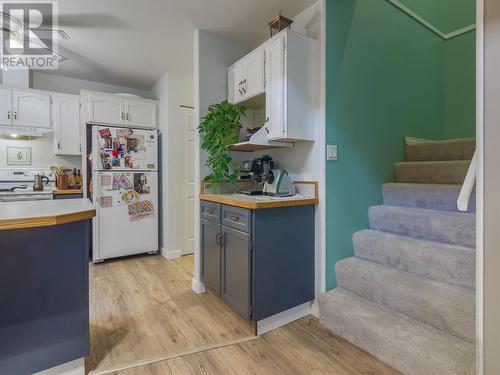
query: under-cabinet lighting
[{"left": 10, "top": 134, "right": 18, "bottom": 138}]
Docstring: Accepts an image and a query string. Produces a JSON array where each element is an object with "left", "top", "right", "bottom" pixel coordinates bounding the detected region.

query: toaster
[{"left": 263, "top": 169, "right": 295, "bottom": 197}]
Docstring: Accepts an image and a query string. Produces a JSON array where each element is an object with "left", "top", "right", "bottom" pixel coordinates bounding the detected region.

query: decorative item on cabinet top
[
  {"left": 268, "top": 11, "right": 293, "bottom": 37},
  {"left": 82, "top": 90, "right": 158, "bottom": 129}
]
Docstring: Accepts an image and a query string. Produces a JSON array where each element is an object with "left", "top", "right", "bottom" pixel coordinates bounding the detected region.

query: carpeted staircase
[{"left": 319, "top": 138, "right": 476, "bottom": 375}]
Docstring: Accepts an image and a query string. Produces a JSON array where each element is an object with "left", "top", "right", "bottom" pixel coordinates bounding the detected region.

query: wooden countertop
[
  {"left": 53, "top": 188, "right": 83, "bottom": 195},
  {"left": 200, "top": 193, "right": 318, "bottom": 210},
  {"left": 0, "top": 198, "right": 96, "bottom": 231}
]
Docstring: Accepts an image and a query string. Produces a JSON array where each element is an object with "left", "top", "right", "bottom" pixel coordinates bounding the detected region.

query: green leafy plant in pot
[{"left": 199, "top": 100, "right": 246, "bottom": 190}]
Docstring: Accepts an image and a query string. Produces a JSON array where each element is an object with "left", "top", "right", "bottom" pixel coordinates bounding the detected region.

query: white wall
[
  {"left": 150, "top": 71, "right": 194, "bottom": 255},
  {"left": 193, "top": 30, "right": 250, "bottom": 292},
  {"left": 482, "top": 0, "right": 500, "bottom": 372},
  {"left": 0, "top": 137, "right": 81, "bottom": 170},
  {"left": 33, "top": 71, "right": 152, "bottom": 98}
]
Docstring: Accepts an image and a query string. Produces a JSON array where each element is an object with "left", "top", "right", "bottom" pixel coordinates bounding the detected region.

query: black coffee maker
[{"left": 240, "top": 155, "right": 274, "bottom": 195}]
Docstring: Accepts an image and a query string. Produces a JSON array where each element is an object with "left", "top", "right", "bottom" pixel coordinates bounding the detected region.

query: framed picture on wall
[{"left": 7, "top": 147, "right": 32, "bottom": 166}]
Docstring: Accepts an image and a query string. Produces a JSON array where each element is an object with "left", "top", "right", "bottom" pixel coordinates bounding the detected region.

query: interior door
[
  {"left": 87, "top": 93, "right": 123, "bottom": 125},
  {"left": 243, "top": 48, "right": 265, "bottom": 100},
  {"left": 93, "top": 171, "right": 158, "bottom": 262},
  {"left": 0, "top": 89, "right": 12, "bottom": 126},
  {"left": 12, "top": 90, "right": 51, "bottom": 128},
  {"left": 54, "top": 95, "right": 81, "bottom": 155},
  {"left": 201, "top": 218, "right": 221, "bottom": 295},
  {"left": 221, "top": 226, "right": 251, "bottom": 319},
  {"left": 265, "top": 35, "right": 286, "bottom": 140},
  {"left": 124, "top": 98, "right": 157, "bottom": 128},
  {"left": 185, "top": 112, "right": 195, "bottom": 253}
]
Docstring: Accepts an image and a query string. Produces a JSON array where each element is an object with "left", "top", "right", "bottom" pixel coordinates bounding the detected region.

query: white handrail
[{"left": 457, "top": 151, "right": 477, "bottom": 212}]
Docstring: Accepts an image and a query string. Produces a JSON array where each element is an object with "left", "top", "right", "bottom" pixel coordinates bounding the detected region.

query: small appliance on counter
[
  {"left": 33, "top": 174, "right": 50, "bottom": 191},
  {"left": 263, "top": 169, "right": 296, "bottom": 197},
  {"left": 240, "top": 155, "right": 274, "bottom": 195}
]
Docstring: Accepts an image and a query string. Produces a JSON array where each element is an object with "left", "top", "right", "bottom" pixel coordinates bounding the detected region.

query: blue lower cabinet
[
  {"left": 201, "top": 201, "right": 315, "bottom": 321},
  {"left": 0, "top": 220, "right": 91, "bottom": 374}
]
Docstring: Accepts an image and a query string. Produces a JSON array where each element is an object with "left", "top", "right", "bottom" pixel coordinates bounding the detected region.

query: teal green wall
[
  {"left": 444, "top": 32, "right": 476, "bottom": 138},
  {"left": 325, "top": 0, "right": 476, "bottom": 289}
]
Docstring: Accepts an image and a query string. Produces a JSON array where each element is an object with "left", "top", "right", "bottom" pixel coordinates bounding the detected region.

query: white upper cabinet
[
  {"left": 227, "top": 30, "right": 317, "bottom": 142},
  {"left": 0, "top": 89, "right": 12, "bottom": 126},
  {"left": 228, "top": 48, "right": 265, "bottom": 104},
  {"left": 241, "top": 49, "right": 265, "bottom": 100},
  {"left": 87, "top": 93, "right": 124, "bottom": 125},
  {"left": 85, "top": 91, "right": 158, "bottom": 129},
  {"left": 53, "top": 94, "right": 81, "bottom": 155},
  {"left": 265, "top": 35, "right": 286, "bottom": 140},
  {"left": 228, "top": 63, "right": 244, "bottom": 104},
  {"left": 124, "top": 98, "right": 157, "bottom": 128},
  {"left": 12, "top": 90, "right": 52, "bottom": 128}
]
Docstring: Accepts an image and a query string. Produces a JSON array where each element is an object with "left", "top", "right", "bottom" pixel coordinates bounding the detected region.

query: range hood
[{"left": 0, "top": 126, "right": 52, "bottom": 138}]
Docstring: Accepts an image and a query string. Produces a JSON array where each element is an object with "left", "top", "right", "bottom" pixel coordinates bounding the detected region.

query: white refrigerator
[{"left": 92, "top": 125, "right": 159, "bottom": 262}]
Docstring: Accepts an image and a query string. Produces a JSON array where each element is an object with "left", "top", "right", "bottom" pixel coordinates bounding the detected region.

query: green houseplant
[{"left": 199, "top": 100, "right": 246, "bottom": 189}]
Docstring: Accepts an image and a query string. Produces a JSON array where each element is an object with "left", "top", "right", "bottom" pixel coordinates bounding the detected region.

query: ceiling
[{"left": 41, "top": 0, "right": 316, "bottom": 90}]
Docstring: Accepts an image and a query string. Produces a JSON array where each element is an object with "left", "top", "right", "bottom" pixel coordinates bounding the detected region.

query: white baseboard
[
  {"left": 161, "top": 248, "right": 182, "bottom": 260},
  {"left": 256, "top": 302, "right": 312, "bottom": 335},
  {"left": 191, "top": 278, "right": 206, "bottom": 294},
  {"left": 33, "top": 358, "right": 84, "bottom": 375},
  {"left": 310, "top": 299, "right": 319, "bottom": 318}
]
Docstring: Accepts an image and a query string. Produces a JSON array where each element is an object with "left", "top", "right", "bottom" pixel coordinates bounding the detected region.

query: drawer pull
[
  {"left": 230, "top": 215, "right": 240, "bottom": 222},
  {"left": 206, "top": 208, "right": 214, "bottom": 215}
]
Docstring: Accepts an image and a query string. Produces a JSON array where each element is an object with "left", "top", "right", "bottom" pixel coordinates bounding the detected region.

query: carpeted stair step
[
  {"left": 382, "top": 183, "right": 476, "bottom": 213},
  {"left": 353, "top": 229, "right": 475, "bottom": 290},
  {"left": 318, "top": 288, "right": 476, "bottom": 375},
  {"left": 369, "top": 205, "right": 475, "bottom": 248},
  {"left": 394, "top": 160, "right": 471, "bottom": 184},
  {"left": 405, "top": 138, "right": 475, "bottom": 162},
  {"left": 336, "top": 257, "right": 475, "bottom": 342}
]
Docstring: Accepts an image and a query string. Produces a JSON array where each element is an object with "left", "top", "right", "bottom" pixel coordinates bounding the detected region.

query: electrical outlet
[{"left": 327, "top": 145, "right": 338, "bottom": 161}]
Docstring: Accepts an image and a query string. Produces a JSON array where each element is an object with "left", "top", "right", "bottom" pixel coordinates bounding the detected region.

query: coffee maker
[{"left": 240, "top": 155, "right": 274, "bottom": 195}]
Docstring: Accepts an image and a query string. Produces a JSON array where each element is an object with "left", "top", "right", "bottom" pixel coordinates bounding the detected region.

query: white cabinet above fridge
[{"left": 84, "top": 90, "right": 158, "bottom": 129}]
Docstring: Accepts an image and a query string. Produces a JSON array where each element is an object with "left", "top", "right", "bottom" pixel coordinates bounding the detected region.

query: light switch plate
[{"left": 327, "top": 145, "right": 338, "bottom": 161}]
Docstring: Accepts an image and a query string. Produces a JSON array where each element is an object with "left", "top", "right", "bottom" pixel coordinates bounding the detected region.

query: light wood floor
[
  {"left": 87, "top": 255, "right": 255, "bottom": 374},
  {"left": 88, "top": 254, "right": 400, "bottom": 375},
  {"left": 110, "top": 316, "right": 401, "bottom": 375}
]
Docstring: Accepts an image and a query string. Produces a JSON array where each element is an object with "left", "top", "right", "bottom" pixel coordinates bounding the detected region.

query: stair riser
[
  {"left": 395, "top": 161, "right": 470, "bottom": 184},
  {"left": 369, "top": 206, "right": 475, "bottom": 248},
  {"left": 319, "top": 289, "right": 476, "bottom": 375},
  {"left": 406, "top": 139, "right": 476, "bottom": 162},
  {"left": 353, "top": 230, "right": 475, "bottom": 290},
  {"left": 336, "top": 258, "right": 475, "bottom": 343},
  {"left": 383, "top": 183, "right": 476, "bottom": 213}
]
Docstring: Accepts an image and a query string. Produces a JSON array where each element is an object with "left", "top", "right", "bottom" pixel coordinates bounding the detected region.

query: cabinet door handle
[
  {"left": 216, "top": 233, "right": 221, "bottom": 245},
  {"left": 57, "top": 141, "right": 61, "bottom": 150},
  {"left": 126, "top": 113, "right": 130, "bottom": 121},
  {"left": 7, "top": 111, "right": 10, "bottom": 120},
  {"left": 14, "top": 112, "right": 17, "bottom": 120},
  {"left": 121, "top": 112, "right": 124, "bottom": 120}
]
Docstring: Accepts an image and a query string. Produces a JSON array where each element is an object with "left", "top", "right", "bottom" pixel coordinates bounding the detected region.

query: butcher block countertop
[
  {"left": 200, "top": 181, "right": 319, "bottom": 210},
  {"left": 53, "top": 188, "right": 83, "bottom": 195},
  {"left": 0, "top": 198, "right": 96, "bottom": 231}
]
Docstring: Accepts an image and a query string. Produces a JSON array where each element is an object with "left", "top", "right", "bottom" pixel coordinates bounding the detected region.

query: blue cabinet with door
[{"left": 200, "top": 200, "right": 315, "bottom": 321}]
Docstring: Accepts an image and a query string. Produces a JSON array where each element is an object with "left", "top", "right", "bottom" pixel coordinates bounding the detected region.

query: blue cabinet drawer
[
  {"left": 201, "top": 200, "right": 221, "bottom": 223},
  {"left": 222, "top": 205, "right": 251, "bottom": 233}
]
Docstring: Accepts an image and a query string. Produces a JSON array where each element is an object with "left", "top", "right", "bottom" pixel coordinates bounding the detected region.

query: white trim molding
[
  {"left": 256, "top": 302, "right": 312, "bottom": 335},
  {"left": 191, "top": 277, "right": 206, "bottom": 294},
  {"left": 33, "top": 358, "right": 85, "bottom": 375},
  {"left": 161, "top": 248, "right": 182, "bottom": 260},
  {"left": 389, "top": 0, "right": 476, "bottom": 40}
]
